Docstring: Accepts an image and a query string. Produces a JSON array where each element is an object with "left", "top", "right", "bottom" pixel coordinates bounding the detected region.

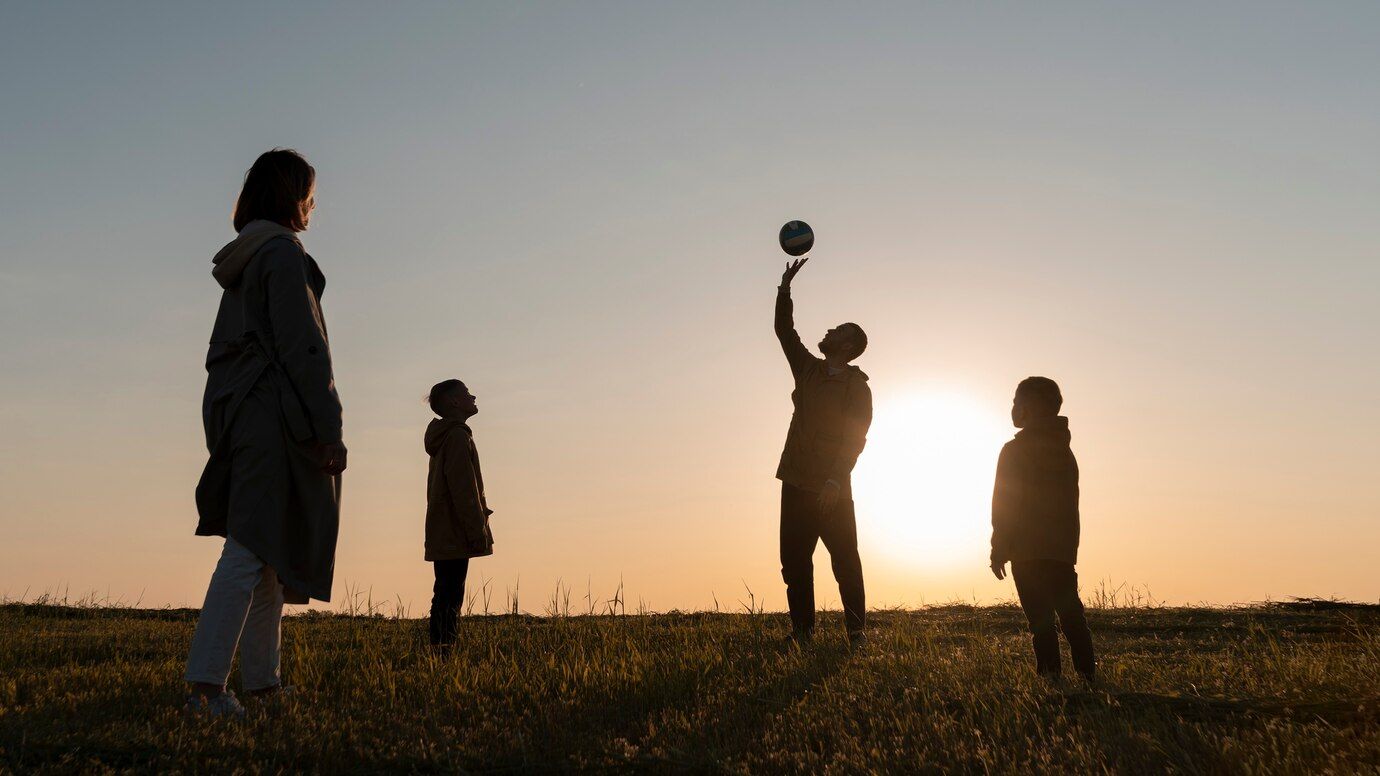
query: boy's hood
[
  {"left": 211, "top": 220, "right": 300, "bottom": 289},
  {"left": 1015, "top": 415, "right": 1071, "bottom": 445},
  {"left": 425, "top": 417, "right": 471, "bottom": 455}
]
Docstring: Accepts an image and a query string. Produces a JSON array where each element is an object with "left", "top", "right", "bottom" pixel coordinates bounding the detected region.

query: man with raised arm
[{"left": 774, "top": 258, "right": 873, "bottom": 648}]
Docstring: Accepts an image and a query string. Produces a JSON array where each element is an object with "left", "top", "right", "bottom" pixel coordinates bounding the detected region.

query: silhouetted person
[
  {"left": 424, "top": 379, "right": 494, "bottom": 651},
  {"left": 185, "top": 149, "right": 345, "bottom": 717},
  {"left": 989, "top": 377, "right": 1095, "bottom": 681},
  {"left": 774, "top": 258, "right": 872, "bottom": 646}
]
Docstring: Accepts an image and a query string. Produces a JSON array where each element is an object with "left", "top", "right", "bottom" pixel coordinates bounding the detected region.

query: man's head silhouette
[
  {"left": 818, "top": 322, "right": 867, "bottom": 363},
  {"left": 1011, "top": 376, "right": 1062, "bottom": 428}
]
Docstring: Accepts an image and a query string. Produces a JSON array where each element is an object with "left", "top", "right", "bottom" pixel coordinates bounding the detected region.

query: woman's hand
[{"left": 319, "top": 440, "right": 348, "bottom": 475}]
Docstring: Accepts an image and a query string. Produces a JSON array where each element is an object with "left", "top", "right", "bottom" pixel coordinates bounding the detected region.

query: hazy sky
[{"left": 2, "top": 2, "right": 1377, "bottom": 613}]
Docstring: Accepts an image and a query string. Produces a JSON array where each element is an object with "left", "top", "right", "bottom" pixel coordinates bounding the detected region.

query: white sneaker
[{"left": 183, "top": 690, "right": 246, "bottom": 718}]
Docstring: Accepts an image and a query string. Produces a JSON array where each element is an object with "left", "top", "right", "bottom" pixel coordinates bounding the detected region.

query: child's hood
[
  {"left": 425, "top": 417, "right": 471, "bottom": 455},
  {"left": 211, "top": 220, "right": 300, "bottom": 289},
  {"left": 1015, "top": 415, "right": 1071, "bottom": 445}
]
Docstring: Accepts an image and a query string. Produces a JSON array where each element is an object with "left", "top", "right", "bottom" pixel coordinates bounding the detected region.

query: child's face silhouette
[
  {"left": 445, "top": 384, "right": 478, "bottom": 419},
  {"left": 1010, "top": 395, "right": 1029, "bottom": 429}
]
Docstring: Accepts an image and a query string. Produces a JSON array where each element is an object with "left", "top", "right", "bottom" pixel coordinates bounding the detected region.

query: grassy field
[{"left": 1, "top": 597, "right": 1377, "bottom": 773}]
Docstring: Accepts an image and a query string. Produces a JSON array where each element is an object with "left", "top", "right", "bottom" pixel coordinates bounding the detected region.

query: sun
[{"left": 852, "top": 391, "right": 1012, "bottom": 569}]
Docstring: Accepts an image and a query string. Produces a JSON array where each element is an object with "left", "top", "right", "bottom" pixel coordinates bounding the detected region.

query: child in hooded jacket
[
  {"left": 424, "top": 379, "right": 494, "bottom": 650},
  {"left": 990, "top": 377, "right": 1096, "bottom": 681}
]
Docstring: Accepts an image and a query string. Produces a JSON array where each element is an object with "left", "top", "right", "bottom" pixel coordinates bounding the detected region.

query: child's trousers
[
  {"left": 1011, "top": 559, "right": 1096, "bottom": 679},
  {"left": 430, "top": 558, "right": 470, "bottom": 646},
  {"left": 185, "top": 537, "right": 284, "bottom": 690}
]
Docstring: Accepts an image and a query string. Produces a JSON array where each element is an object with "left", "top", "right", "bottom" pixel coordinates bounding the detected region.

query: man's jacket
[
  {"left": 774, "top": 288, "right": 872, "bottom": 498},
  {"left": 424, "top": 418, "right": 494, "bottom": 561},
  {"left": 990, "top": 415, "right": 1080, "bottom": 565}
]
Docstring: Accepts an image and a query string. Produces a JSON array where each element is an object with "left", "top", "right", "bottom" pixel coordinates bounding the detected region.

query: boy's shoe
[
  {"left": 847, "top": 631, "right": 868, "bottom": 652},
  {"left": 782, "top": 629, "right": 814, "bottom": 649},
  {"left": 183, "top": 690, "right": 245, "bottom": 718}
]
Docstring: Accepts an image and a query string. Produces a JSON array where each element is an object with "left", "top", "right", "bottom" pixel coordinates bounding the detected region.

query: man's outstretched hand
[
  {"left": 781, "top": 258, "right": 808, "bottom": 288},
  {"left": 990, "top": 560, "right": 1007, "bottom": 581}
]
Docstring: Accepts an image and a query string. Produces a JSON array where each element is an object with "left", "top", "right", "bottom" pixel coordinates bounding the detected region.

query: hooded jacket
[
  {"left": 194, "top": 220, "right": 343, "bottom": 602},
  {"left": 774, "top": 288, "right": 872, "bottom": 497},
  {"left": 990, "top": 415, "right": 1080, "bottom": 565},
  {"left": 425, "top": 418, "right": 494, "bottom": 561}
]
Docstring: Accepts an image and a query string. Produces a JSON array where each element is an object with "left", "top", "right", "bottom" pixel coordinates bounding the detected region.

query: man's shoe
[
  {"left": 847, "top": 631, "right": 868, "bottom": 651},
  {"left": 783, "top": 629, "right": 814, "bottom": 649},
  {"left": 183, "top": 690, "right": 245, "bottom": 718}
]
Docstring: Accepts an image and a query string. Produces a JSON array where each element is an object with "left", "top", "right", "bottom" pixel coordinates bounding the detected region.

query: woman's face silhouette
[{"left": 300, "top": 186, "right": 317, "bottom": 229}]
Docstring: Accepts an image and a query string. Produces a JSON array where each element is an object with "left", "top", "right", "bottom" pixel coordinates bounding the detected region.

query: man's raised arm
[{"left": 776, "top": 258, "right": 815, "bottom": 377}]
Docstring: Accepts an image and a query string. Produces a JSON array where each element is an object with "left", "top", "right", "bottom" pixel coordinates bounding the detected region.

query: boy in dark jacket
[
  {"left": 989, "top": 377, "right": 1095, "bottom": 681},
  {"left": 424, "top": 379, "right": 494, "bottom": 650}
]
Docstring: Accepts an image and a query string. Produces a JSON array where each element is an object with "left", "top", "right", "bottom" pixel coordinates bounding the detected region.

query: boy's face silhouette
[
  {"left": 1010, "top": 392, "right": 1058, "bottom": 429},
  {"left": 441, "top": 383, "right": 479, "bottom": 419},
  {"left": 1010, "top": 395, "right": 1029, "bottom": 429}
]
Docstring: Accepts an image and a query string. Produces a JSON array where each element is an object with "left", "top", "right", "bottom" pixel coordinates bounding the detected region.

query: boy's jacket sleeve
[
  {"left": 443, "top": 432, "right": 482, "bottom": 517},
  {"left": 990, "top": 442, "right": 1020, "bottom": 563}
]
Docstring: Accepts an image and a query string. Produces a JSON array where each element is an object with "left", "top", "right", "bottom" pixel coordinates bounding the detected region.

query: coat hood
[
  {"left": 211, "top": 220, "right": 300, "bottom": 289},
  {"left": 1016, "top": 415, "right": 1071, "bottom": 445},
  {"left": 828, "top": 363, "right": 868, "bottom": 382},
  {"left": 425, "top": 418, "right": 471, "bottom": 455}
]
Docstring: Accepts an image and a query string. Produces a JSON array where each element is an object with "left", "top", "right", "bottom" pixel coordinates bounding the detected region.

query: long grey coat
[{"left": 194, "top": 220, "right": 343, "bottom": 603}]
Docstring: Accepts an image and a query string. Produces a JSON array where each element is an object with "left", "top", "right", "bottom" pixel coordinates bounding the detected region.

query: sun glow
[{"left": 852, "top": 391, "right": 1013, "bottom": 569}]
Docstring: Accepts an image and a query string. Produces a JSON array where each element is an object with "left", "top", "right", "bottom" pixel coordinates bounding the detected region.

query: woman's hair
[{"left": 232, "top": 149, "right": 316, "bottom": 232}]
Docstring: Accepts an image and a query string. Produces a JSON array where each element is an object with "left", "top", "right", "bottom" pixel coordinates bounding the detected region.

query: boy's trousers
[
  {"left": 1011, "top": 559, "right": 1096, "bottom": 678},
  {"left": 779, "top": 482, "right": 866, "bottom": 636},
  {"left": 430, "top": 558, "right": 470, "bottom": 646},
  {"left": 185, "top": 537, "right": 284, "bottom": 690}
]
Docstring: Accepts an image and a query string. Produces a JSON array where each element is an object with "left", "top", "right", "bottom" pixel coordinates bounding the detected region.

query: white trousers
[{"left": 184, "top": 537, "right": 285, "bottom": 691}]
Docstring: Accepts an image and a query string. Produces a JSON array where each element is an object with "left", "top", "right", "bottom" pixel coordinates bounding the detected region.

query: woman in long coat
[{"left": 183, "top": 149, "right": 346, "bottom": 716}]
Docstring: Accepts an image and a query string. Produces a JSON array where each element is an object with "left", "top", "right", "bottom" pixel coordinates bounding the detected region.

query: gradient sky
[{"left": 2, "top": 2, "right": 1377, "bottom": 613}]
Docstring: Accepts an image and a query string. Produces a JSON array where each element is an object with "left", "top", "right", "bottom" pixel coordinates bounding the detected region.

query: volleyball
[{"left": 778, "top": 220, "right": 814, "bottom": 257}]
